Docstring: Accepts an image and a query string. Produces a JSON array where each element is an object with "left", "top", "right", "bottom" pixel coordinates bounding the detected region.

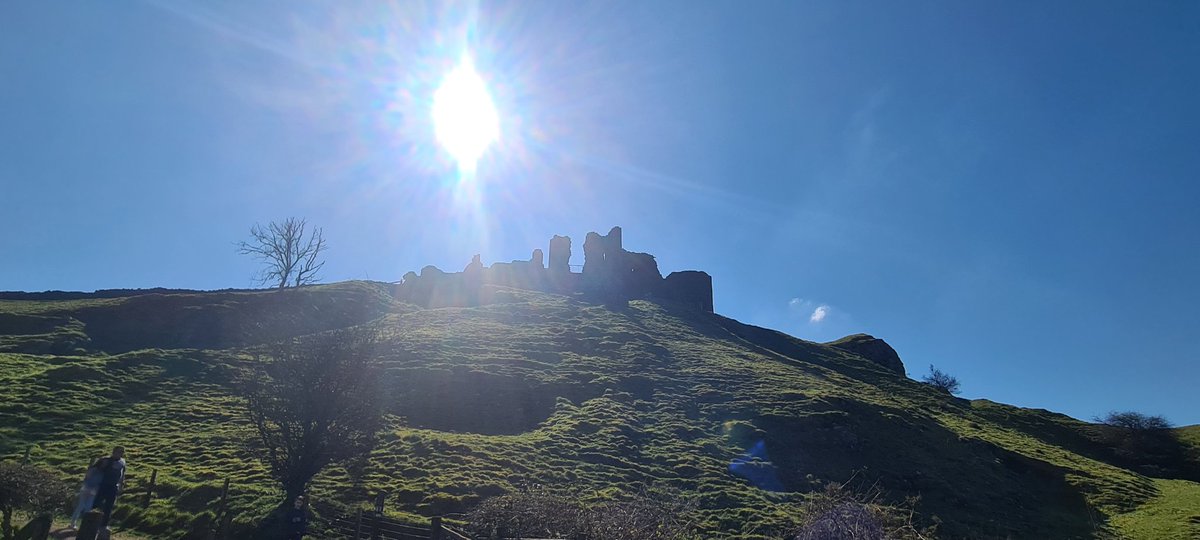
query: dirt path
[{"left": 48, "top": 522, "right": 146, "bottom": 540}]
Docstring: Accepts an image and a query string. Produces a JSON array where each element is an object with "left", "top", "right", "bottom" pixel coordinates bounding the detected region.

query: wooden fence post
[
  {"left": 217, "top": 478, "right": 229, "bottom": 512},
  {"left": 142, "top": 469, "right": 157, "bottom": 508},
  {"left": 74, "top": 510, "right": 103, "bottom": 540},
  {"left": 370, "top": 491, "right": 385, "bottom": 539},
  {"left": 217, "top": 478, "right": 230, "bottom": 540},
  {"left": 22, "top": 446, "right": 30, "bottom": 464},
  {"left": 355, "top": 508, "right": 363, "bottom": 540},
  {"left": 429, "top": 516, "right": 443, "bottom": 540}
]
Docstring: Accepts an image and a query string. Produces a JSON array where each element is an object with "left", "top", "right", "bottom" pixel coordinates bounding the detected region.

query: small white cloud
[{"left": 790, "top": 298, "right": 841, "bottom": 326}]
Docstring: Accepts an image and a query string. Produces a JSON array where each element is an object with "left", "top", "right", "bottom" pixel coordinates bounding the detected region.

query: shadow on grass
[{"left": 756, "top": 399, "right": 1101, "bottom": 539}]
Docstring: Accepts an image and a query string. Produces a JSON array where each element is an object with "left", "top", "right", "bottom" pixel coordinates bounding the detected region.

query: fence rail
[
  {"left": 313, "top": 502, "right": 469, "bottom": 540},
  {"left": 108, "top": 463, "right": 467, "bottom": 540},
  {"left": 10, "top": 448, "right": 475, "bottom": 540},
  {"left": 324, "top": 511, "right": 430, "bottom": 539}
]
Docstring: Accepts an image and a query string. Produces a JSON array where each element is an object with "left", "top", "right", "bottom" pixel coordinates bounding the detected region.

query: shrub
[
  {"left": 788, "top": 481, "right": 931, "bottom": 540},
  {"left": 1092, "top": 411, "right": 1186, "bottom": 477},
  {"left": 0, "top": 462, "right": 71, "bottom": 540},
  {"left": 466, "top": 487, "right": 586, "bottom": 539},
  {"left": 466, "top": 486, "right": 697, "bottom": 540},
  {"left": 583, "top": 491, "right": 697, "bottom": 540},
  {"left": 1096, "top": 411, "right": 1171, "bottom": 431},
  {"left": 920, "top": 364, "right": 960, "bottom": 395}
]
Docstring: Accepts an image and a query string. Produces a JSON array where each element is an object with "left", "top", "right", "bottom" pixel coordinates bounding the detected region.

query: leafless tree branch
[
  {"left": 237, "top": 330, "right": 385, "bottom": 501},
  {"left": 236, "top": 217, "right": 327, "bottom": 288}
]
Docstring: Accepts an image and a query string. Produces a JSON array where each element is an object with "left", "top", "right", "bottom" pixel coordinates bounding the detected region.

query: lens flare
[{"left": 432, "top": 56, "right": 500, "bottom": 174}]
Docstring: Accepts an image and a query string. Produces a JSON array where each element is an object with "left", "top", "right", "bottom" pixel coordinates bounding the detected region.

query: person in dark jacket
[
  {"left": 285, "top": 495, "right": 308, "bottom": 539},
  {"left": 90, "top": 446, "right": 126, "bottom": 530}
]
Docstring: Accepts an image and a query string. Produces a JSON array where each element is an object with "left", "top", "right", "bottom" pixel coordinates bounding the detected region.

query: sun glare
[{"left": 432, "top": 56, "right": 500, "bottom": 174}]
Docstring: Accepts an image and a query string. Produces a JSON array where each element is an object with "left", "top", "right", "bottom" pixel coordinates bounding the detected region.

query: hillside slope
[{"left": 1, "top": 281, "right": 1196, "bottom": 539}]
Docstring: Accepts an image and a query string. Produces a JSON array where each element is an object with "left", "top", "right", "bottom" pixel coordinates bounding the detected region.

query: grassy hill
[{"left": 1, "top": 281, "right": 1196, "bottom": 539}]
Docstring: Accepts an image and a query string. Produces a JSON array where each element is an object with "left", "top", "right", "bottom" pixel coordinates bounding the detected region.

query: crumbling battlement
[{"left": 393, "top": 226, "right": 713, "bottom": 311}]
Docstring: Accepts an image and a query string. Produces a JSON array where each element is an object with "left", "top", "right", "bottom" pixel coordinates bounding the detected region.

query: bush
[
  {"left": 920, "top": 364, "right": 960, "bottom": 395},
  {"left": 789, "top": 481, "right": 930, "bottom": 540},
  {"left": 0, "top": 462, "right": 71, "bottom": 540},
  {"left": 584, "top": 493, "right": 697, "bottom": 540},
  {"left": 1096, "top": 411, "right": 1171, "bottom": 431},
  {"left": 466, "top": 486, "right": 697, "bottom": 540},
  {"left": 1092, "top": 411, "right": 1187, "bottom": 478},
  {"left": 467, "top": 487, "right": 586, "bottom": 539}
]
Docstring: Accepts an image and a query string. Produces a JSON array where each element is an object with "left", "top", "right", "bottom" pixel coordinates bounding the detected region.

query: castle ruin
[{"left": 394, "top": 226, "right": 713, "bottom": 312}]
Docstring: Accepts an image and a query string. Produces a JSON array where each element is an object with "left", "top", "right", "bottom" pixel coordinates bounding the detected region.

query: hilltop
[{"left": 2, "top": 278, "right": 1198, "bottom": 539}]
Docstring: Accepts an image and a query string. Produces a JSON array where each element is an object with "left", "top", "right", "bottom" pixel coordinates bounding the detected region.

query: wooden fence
[
  {"left": 318, "top": 509, "right": 473, "bottom": 540},
  {"left": 35, "top": 455, "right": 545, "bottom": 540},
  {"left": 128, "top": 467, "right": 473, "bottom": 540}
]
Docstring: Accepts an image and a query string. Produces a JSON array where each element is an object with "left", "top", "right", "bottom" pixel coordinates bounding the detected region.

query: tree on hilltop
[
  {"left": 1092, "top": 410, "right": 1187, "bottom": 477},
  {"left": 236, "top": 217, "right": 327, "bottom": 289},
  {"left": 921, "top": 364, "right": 961, "bottom": 395},
  {"left": 1097, "top": 411, "right": 1172, "bottom": 432},
  {"left": 237, "top": 329, "right": 385, "bottom": 502}
]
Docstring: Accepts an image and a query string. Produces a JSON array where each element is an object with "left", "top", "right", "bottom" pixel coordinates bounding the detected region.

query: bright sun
[{"left": 432, "top": 57, "right": 499, "bottom": 173}]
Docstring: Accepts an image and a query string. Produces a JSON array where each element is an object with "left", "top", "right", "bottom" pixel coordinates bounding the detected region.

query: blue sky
[{"left": 2, "top": 2, "right": 1197, "bottom": 424}]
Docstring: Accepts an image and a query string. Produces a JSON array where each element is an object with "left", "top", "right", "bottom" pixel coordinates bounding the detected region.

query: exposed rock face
[
  {"left": 393, "top": 227, "right": 713, "bottom": 312},
  {"left": 825, "top": 334, "right": 905, "bottom": 375}
]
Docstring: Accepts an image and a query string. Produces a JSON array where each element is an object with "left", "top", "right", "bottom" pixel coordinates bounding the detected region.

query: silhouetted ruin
[{"left": 393, "top": 227, "right": 713, "bottom": 311}]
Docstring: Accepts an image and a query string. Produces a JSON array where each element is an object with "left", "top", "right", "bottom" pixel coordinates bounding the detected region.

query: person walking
[
  {"left": 68, "top": 459, "right": 103, "bottom": 528},
  {"left": 284, "top": 495, "right": 308, "bottom": 539},
  {"left": 90, "top": 446, "right": 126, "bottom": 530}
]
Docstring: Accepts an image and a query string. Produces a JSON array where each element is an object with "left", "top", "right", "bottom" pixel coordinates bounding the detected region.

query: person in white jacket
[{"left": 69, "top": 459, "right": 103, "bottom": 529}]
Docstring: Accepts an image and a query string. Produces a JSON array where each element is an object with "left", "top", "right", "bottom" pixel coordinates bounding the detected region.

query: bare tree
[
  {"left": 238, "top": 329, "right": 385, "bottom": 502},
  {"left": 921, "top": 364, "right": 961, "bottom": 395},
  {"left": 237, "top": 218, "right": 327, "bottom": 288}
]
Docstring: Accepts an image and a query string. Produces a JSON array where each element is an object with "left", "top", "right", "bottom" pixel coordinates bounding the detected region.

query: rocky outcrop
[{"left": 826, "top": 334, "right": 906, "bottom": 375}]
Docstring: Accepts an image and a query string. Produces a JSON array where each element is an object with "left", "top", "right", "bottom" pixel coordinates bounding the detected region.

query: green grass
[
  {"left": 1, "top": 281, "right": 1197, "bottom": 539},
  {"left": 1176, "top": 425, "right": 1200, "bottom": 455},
  {"left": 1109, "top": 479, "right": 1200, "bottom": 539},
  {"left": 5, "top": 511, "right": 150, "bottom": 540}
]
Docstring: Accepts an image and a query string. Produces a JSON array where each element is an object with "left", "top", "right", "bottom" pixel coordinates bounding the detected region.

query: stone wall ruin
[{"left": 392, "top": 226, "right": 713, "bottom": 311}]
